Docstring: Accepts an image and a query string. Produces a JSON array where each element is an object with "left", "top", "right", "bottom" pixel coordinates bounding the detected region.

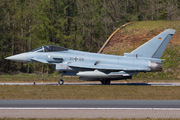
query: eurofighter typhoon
[{"left": 5, "top": 29, "right": 176, "bottom": 85}]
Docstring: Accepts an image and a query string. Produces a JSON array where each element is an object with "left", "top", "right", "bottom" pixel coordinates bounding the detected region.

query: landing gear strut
[
  {"left": 58, "top": 74, "right": 64, "bottom": 85},
  {"left": 101, "top": 79, "right": 111, "bottom": 85}
]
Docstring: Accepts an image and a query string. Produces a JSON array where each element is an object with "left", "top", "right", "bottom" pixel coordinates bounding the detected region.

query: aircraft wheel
[
  {"left": 101, "top": 79, "right": 111, "bottom": 85},
  {"left": 58, "top": 80, "right": 64, "bottom": 85}
]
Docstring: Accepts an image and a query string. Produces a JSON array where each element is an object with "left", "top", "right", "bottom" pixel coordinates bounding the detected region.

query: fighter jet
[{"left": 5, "top": 29, "right": 176, "bottom": 85}]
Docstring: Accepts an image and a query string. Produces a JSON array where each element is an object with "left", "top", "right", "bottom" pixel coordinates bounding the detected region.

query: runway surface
[
  {"left": 1, "top": 83, "right": 180, "bottom": 118},
  {"left": 1, "top": 82, "right": 180, "bottom": 86},
  {"left": 1, "top": 100, "right": 180, "bottom": 108},
  {"left": 1, "top": 100, "right": 180, "bottom": 118}
]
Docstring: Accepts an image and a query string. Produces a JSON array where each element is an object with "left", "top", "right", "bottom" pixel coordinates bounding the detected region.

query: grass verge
[
  {"left": 0, "top": 85, "right": 180, "bottom": 100},
  {"left": 0, "top": 74, "right": 81, "bottom": 83},
  {"left": 1, "top": 74, "right": 180, "bottom": 83}
]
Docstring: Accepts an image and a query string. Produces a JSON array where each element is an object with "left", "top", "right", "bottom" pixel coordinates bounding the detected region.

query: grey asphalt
[
  {"left": 1, "top": 83, "right": 180, "bottom": 118},
  {"left": 0, "top": 100, "right": 180, "bottom": 108},
  {"left": 1, "top": 100, "right": 180, "bottom": 118}
]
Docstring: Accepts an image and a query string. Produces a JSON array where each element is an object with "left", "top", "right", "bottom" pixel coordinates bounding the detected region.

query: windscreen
[
  {"left": 44, "top": 45, "right": 68, "bottom": 52},
  {"left": 30, "top": 47, "right": 43, "bottom": 52}
]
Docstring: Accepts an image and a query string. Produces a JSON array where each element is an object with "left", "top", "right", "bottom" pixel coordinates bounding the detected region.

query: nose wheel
[
  {"left": 58, "top": 79, "right": 64, "bottom": 85},
  {"left": 58, "top": 73, "right": 64, "bottom": 85}
]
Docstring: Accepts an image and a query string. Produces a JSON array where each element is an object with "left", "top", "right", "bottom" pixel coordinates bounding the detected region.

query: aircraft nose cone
[{"left": 5, "top": 53, "right": 27, "bottom": 62}]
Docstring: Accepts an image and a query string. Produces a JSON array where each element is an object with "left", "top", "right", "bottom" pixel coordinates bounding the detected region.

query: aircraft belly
[{"left": 79, "top": 76, "right": 132, "bottom": 81}]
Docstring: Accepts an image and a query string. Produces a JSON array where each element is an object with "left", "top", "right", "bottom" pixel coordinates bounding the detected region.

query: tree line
[{"left": 0, "top": 0, "right": 180, "bottom": 74}]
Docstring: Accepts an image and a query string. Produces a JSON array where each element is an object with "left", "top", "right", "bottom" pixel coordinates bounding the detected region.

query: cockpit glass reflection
[
  {"left": 44, "top": 45, "right": 68, "bottom": 52},
  {"left": 30, "top": 47, "right": 43, "bottom": 52},
  {"left": 30, "top": 45, "right": 68, "bottom": 52}
]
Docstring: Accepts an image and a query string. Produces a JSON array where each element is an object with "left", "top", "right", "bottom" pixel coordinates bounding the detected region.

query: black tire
[
  {"left": 58, "top": 80, "right": 64, "bottom": 85},
  {"left": 101, "top": 79, "right": 111, "bottom": 85}
]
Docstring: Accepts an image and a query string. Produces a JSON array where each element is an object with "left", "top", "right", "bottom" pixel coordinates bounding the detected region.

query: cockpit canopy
[{"left": 30, "top": 45, "right": 68, "bottom": 52}]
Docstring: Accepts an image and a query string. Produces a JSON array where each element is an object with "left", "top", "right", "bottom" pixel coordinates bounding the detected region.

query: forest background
[{"left": 0, "top": 0, "right": 180, "bottom": 75}]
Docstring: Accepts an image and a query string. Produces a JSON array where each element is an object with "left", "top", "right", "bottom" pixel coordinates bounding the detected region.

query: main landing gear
[
  {"left": 58, "top": 74, "right": 64, "bottom": 85},
  {"left": 101, "top": 79, "right": 111, "bottom": 85}
]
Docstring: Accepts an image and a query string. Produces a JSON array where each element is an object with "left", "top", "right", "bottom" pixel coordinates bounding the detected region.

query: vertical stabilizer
[{"left": 130, "top": 29, "right": 176, "bottom": 59}]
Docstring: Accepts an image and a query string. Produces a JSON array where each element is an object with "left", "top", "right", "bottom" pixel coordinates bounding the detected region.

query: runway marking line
[{"left": 0, "top": 108, "right": 180, "bottom": 110}]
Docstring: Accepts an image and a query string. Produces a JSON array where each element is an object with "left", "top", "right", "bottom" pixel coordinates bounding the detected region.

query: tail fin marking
[{"left": 130, "top": 29, "right": 176, "bottom": 59}]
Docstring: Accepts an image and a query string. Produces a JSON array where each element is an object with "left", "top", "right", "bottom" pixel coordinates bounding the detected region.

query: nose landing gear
[
  {"left": 58, "top": 74, "right": 64, "bottom": 85},
  {"left": 58, "top": 79, "right": 64, "bottom": 85}
]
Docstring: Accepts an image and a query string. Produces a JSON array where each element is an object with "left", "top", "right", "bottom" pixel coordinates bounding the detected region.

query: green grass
[
  {"left": 123, "top": 21, "right": 180, "bottom": 32},
  {"left": 0, "top": 74, "right": 82, "bottom": 83},
  {"left": 0, "top": 85, "right": 180, "bottom": 100}
]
